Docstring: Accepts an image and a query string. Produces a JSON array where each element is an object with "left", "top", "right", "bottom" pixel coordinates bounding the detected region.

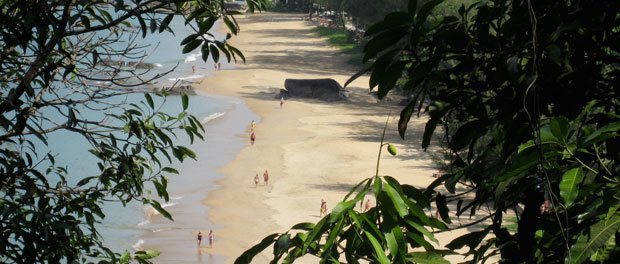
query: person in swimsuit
[
  {"left": 197, "top": 231, "right": 202, "bottom": 247},
  {"left": 250, "top": 131, "right": 256, "bottom": 145},
  {"left": 263, "top": 170, "right": 269, "bottom": 185},
  {"left": 254, "top": 173, "right": 259, "bottom": 187},
  {"left": 208, "top": 230, "right": 214, "bottom": 247}
]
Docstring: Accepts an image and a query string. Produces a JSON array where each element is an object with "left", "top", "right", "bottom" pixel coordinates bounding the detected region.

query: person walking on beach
[
  {"left": 197, "top": 231, "right": 202, "bottom": 247},
  {"left": 254, "top": 173, "right": 259, "bottom": 187},
  {"left": 263, "top": 170, "right": 269, "bottom": 185},
  {"left": 320, "top": 199, "right": 326, "bottom": 217},
  {"left": 250, "top": 131, "right": 256, "bottom": 145},
  {"left": 280, "top": 97, "right": 284, "bottom": 109},
  {"left": 208, "top": 230, "right": 214, "bottom": 248}
]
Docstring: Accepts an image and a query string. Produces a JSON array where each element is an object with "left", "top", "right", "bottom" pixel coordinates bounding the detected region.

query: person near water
[
  {"left": 197, "top": 231, "right": 202, "bottom": 247},
  {"left": 280, "top": 97, "right": 284, "bottom": 108},
  {"left": 254, "top": 173, "right": 259, "bottom": 187},
  {"left": 208, "top": 230, "right": 214, "bottom": 248},
  {"left": 251, "top": 120, "right": 255, "bottom": 131},
  {"left": 263, "top": 170, "right": 269, "bottom": 185},
  {"left": 250, "top": 131, "right": 256, "bottom": 145},
  {"left": 217, "top": 62, "right": 221, "bottom": 70},
  {"left": 192, "top": 65, "right": 195, "bottom": 73}
]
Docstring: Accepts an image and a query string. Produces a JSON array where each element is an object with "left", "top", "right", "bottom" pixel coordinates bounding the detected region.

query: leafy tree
[
  {"left": 0, "top": 0, "right": 265, "bottom": 262},
  {"left": 238, "top": 0, "right": 619, "bottom": 263}
]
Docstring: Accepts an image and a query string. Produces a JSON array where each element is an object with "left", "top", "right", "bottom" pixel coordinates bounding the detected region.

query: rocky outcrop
[
  {"left": 153, "top": 85, "right": 196, "bottom": 95},
  {"left": 280, "top": 78, "right": 346, "bottom": 101}
]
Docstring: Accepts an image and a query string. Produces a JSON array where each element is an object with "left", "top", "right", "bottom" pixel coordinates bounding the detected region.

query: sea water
[{"left": 37, "top": 14, "right": 257, "bottom": 259}]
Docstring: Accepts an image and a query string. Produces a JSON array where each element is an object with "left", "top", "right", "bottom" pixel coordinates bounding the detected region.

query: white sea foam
[
  {"left": 170, "top": 196, "right": 184, "bottom": 200},
  {"left": 167, "top": 74, "right": 205, "bottom": 81},
  {"left": 184, "top": 52, "right": 201, "bottom": 63},
  {"left": 137, "top": 220, "right": 150, "bottom": 226},
  {"left": 132, "top": 239, "right": 145, "bottom": 251},
  {"left": 153, "top": 63, "right": 163, "bottom": 68},
  {"left": 202, "top": 112, "right": 226, "bottom": 124},
  {"left": 152, "top": 227, "right": 173, "bottom": 233}
]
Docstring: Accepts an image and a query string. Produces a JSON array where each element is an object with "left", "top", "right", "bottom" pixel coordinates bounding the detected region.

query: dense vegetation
[
  {"left": 0, "top": 0, "right": 265, "bottom": 262},
  {"left": 239, "top": 0, "right": 619, "bottom": 263}
]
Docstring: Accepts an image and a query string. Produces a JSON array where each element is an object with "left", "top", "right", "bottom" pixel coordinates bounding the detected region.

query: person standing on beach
[
  {"left": 254, "top": 173, "right": 259, "bottom": 187},
  {"left": 250, "top": 131, "right": 256, "bottom": 145},
  {"left": 250, "top": 120, "right": 255, "bottom": 131},
  {"left": 320, "top": 199, "right": 326, "bottom": 217},
  {"left": 208, "top": 230, "right": 214, "bottom": 248},
  {"left": 263, "top": 170, "right": 269, "bottom": 185},
  {"left": 197, "top": 231, "right": 202, "bottom": 247},
  {"left": 192, "top": 65, "right": 195, "bottom": 73},
  {"left": 280, "top": 97, "right": 284, "bottom": 108}
]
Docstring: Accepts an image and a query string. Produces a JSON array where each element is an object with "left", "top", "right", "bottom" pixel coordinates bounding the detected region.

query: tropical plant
[
  {"left": 0, "top": 0, "right": 265, "bottom": 262},
  {"left": 238, "top": 0, "right": 619, "bottom": 263}
]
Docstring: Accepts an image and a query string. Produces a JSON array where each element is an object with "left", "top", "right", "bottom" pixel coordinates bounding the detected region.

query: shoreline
[{"left": 197, "top": 12, "right": 444, "bottom": 263}]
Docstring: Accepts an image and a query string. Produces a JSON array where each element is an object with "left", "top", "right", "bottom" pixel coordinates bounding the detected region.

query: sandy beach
[{"left": 192, "top": 12, "right": 454, "bottom": 263}]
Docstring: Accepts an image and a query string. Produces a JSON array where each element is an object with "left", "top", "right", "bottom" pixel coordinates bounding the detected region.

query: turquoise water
[{"left": 37, "top": 15, "right": 255, "bottom": 259}]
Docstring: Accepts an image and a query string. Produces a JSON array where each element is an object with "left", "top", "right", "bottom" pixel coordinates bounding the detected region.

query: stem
[{"left": 375, "top": 113, "right": 391, "bottom": 177}]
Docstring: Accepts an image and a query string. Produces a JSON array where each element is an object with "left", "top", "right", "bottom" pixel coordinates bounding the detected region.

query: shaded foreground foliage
[
  {"left": 239, "top": 0, "right": 619, "bottom": 263},
  {"left": 0, "top": 0, "right": 266, "bottom": 263}
]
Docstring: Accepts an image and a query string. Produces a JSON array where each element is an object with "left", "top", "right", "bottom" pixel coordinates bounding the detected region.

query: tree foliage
[
  {"left": 0, "top": 0, "right": 265, "bottom": 262},
  {"left": 240, "top": 0, "right": 619, "bottom": 263}
]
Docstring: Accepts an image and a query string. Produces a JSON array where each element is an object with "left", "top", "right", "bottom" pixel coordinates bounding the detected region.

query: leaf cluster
[
  {"left": 0, "top": 0, "right": 267, "bottom": 262},
  {"left": 244, "top": 0, "right": 619, "bottom": 263}
]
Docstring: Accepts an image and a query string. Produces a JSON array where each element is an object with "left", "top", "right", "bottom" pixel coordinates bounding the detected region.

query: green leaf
[
  {"left": 364, "top": 231, "right": 390, "bottom": 264},
  {"left": 383, "top": 178, "right": 409, "bottom": 217},
  {"left": 450, "top": 119, "right": 486, "bottom": 151},
  {"left": 445, "top": 228, "right": 489, "bottom": 251},
  {"left": 583, "top": 121, "right": 620, "bottom": 146},
  {"left": 182, "top": 94, "right": 189, "bottom": 110},
  {"left": 550, "top": 116, "right": 570, "bottom": 141},
  {"left": 416, "top": 0, "right": 444, "bottom": 25},
  {"left": 209, "top": 44, "right": 220, "bottom": 62},
  {"left": 329, "top": 200, "right": 356, "bottom": 223},
  {"left": 159, "top": 14, "right": 174, "bottom": 33},
  {"left": 150, "top": 200, "right": 173, "bottom": 220},
  {"left": 422, "top": 118, "right": 439, "bottom": 150},
  {"left": 235, "top": 233, "right": 280, "bottom": 264},
  {"left": 290, "top": 222, "right": 315, "bottom": 231},
  {"left": 145, "top": 93, "right": 154, "bottom": 109},
  {"left": 183, "top": 39, "right": 203, "bottom": 54},
  {"left": 120, "top": 250, "right": 130, "bottom": 264},
  {"left": 569, "top": 216, "right": 620, "bottom": 264},
  {"left": 408, "top": 251, "right": 450, "bottom": 264},
  {"left": 136, "top": 15, "right": 147, "bottom": 38},
  {"left": 435, "top": 193, "right": 451, "bottom": 224},
  {"left": 402, "top": 184, "right": 430, "bottom": 208},
  {"left": 559, "top": 167, "right": 584, "bottom": 207}
]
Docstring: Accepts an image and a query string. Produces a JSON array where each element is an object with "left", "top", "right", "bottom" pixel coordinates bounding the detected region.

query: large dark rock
[{"left": 281, "top": 78, "right": 346, "bottom": 101}]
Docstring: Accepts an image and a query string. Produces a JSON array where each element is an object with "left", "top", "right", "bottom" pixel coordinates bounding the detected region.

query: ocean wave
[
  {"left": 167, "top": 74, "right": 205, "bottom": 81},
  {"left": 137, "top": 220, "right": 150, "bottom": 226},
  {"left": 153, "top": 63, "right": 163, "bottom": 68},
  {"left": 132, "top": 239, "right": 145, "bottom": 251},
  {"left": 170, "top": 196, "right": 184, "bottom": 200},
  {"left": 184, "top": 52, "right": 201, "bottom": 63},
  {"left": 152, "top": 227, "right": 173, "bottom": 233},
  {"left": 202, "top": 112, "right": 226, "bottom": 124}
]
